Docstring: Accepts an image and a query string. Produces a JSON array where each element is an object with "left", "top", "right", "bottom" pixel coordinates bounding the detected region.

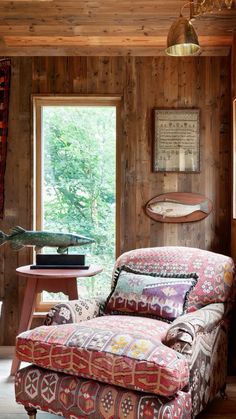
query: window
[{"left": 33, "top": 96, "right": 121, "bottom": 311}]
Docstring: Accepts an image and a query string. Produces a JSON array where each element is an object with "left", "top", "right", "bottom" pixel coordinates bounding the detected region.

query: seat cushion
[{"left": 16, "top": 316, "right": 189, "bottom": 397}]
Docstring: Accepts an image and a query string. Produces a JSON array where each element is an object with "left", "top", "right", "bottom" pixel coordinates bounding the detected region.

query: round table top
[{"left": 16, "top": 264, "right": 103, "bottom": 278}]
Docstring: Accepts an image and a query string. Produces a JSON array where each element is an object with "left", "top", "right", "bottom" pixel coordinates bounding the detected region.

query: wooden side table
[{"left": 10, "top": 264, "right": 103, "bottom": 375}]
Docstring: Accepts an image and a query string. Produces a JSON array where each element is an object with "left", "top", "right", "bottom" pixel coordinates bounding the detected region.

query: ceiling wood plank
[
  {"left": 4, "top": 35, "right": 233, "bottom": 47},
  {"left": 0, "top": 45, "right": 230, "bottom": 57},
  {"left": 0, "top": 1, "right": 234, "bottom": 55}
]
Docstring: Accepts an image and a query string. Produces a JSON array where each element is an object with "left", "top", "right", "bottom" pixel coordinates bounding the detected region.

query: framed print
[{"left": 153, "top": 109, "right": 200, "bottom": 172}]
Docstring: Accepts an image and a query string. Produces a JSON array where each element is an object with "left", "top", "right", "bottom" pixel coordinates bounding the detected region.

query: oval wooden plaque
[{"left": 145, "top": 192, "right": 213, "bottom": 223}]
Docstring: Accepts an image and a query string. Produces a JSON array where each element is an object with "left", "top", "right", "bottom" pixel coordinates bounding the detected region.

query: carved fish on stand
[
  {"left": 145, "top": 193, "right": 212, "bottom": 223},
  {"left": 0, "top": 226, "right": 95, "bottom": 253}
]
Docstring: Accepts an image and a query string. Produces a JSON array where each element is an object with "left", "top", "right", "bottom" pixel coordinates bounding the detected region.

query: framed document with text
[{"left": 153, "top": 109, "right": 200, "bottom": 172}]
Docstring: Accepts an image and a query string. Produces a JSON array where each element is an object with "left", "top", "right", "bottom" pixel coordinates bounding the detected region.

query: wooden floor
[
  {"left": 197, "top": 377, "right": 236, "bottom": 418},
  {"left": 0, "top": 347, "right": 236, "bottom": 419}
]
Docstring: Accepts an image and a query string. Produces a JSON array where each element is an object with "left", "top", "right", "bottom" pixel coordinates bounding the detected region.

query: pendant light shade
[{"left": 165, "top": 16, "right": 201, "bottom": 56}]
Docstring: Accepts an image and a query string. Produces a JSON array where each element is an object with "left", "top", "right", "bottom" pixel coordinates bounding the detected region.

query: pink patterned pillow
[{"left": 105, "top": 266, "right": 198, "bottom": 321}]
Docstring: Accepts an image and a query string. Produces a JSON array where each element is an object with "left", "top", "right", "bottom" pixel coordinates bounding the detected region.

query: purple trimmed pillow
[{"left": 105, "top": 266, "right": 198, "bottom": 321}]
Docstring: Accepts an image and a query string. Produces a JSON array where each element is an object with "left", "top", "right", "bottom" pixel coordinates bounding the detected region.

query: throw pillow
[{"left": 104, "top": 266, "right": 198, "bottom": 321}]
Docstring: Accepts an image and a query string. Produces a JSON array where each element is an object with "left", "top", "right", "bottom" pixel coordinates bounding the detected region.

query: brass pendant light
[
  {"left": 166, "top": 15, "right": 200, "bottom": 56},
  {"left": 165, "top": 0, "right": 233, "bottom": 57}
]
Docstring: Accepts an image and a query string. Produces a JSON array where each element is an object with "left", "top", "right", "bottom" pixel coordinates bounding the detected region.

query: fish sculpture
[
  {"left": 145, "top": 192, "right": 212, "bottom": 223},
  {"left": 148, "top": 199, "right": 209, "bottom": 218},
  {"left": 0, "top": 226, "right": 95, "bottom": 254}
]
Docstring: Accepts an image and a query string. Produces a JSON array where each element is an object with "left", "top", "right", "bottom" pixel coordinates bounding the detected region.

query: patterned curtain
[{"left": 0, "top": 59, "right": 11, "bottom": 218}]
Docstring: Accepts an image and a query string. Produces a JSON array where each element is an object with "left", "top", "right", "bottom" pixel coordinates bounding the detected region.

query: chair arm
[
  {"left": 44, "top": 297, "right": 101, "bottom": 325},
  {"left": 164, "top": 303, "right": 225, "bottom": 357}
]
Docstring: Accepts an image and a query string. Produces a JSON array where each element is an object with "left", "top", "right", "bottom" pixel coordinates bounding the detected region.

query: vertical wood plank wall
[
  {"left": 230, "top": 35, "right": 236, "bottom": 373},
  {"left": 0, "top": 56, "right": 231, "bottom": 345},
  {"left": 231, "top": 36, "right": 236, "bottom": 259}
]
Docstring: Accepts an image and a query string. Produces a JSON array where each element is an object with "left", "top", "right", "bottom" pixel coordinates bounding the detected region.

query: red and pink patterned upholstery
[
  {"left": 165, "top": 302, "right": 229, "bottom": 416},
  {"left": 45, "top": 297, "right": 100, "bottom": 325},
  {"left": 114, "top": 247, "right": 235, "bottom": 311},
  {"left": 15, "top": 365, "right": 192, "bottom": 419},
  {"left": 16, "top": 315, "right": 189, "bottom": 396},
  {"left": 15, "top": 247, "right": 236, "bottom": 419}
]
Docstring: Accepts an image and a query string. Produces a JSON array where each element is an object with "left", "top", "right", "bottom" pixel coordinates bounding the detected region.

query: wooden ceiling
[{"left": 0, "top": 0, "right": 235, "bottom": 56}]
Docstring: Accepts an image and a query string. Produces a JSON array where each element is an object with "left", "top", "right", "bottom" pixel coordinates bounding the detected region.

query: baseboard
[{"left": 0, "top": 346, "right": 15, "bottom": 358}]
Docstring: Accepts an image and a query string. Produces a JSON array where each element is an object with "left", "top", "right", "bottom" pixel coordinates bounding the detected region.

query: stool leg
[
  {"left": 66, "top": 277, "right": 78, "bottom": 300},
  {"left": 10, "top": 277, "right": 38, "bottom": 376},
  {"left": 25, "top": 406, "right": 37, "bottom": 418}
]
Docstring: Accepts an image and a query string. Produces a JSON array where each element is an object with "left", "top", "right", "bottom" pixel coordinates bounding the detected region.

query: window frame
[{"left": 33, "top": 95, "right": 122, "bottom": 312}]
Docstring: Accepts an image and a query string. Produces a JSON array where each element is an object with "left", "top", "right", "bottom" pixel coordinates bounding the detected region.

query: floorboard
[{"left": 197, "top": 377, "right": 236, "bottom": 418}]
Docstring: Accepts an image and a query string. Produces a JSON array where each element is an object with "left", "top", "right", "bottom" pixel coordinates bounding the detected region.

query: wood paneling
[
  {"left": 231, "top": 35, "right": 236, "bottom": 259},
  {"left": 0, "top": 55, "right": 231, "bottom": 345},
  {"left": 0, "top": 1, "right": 234, "bottom": 55},
  {"left": 0, "top": 58, "right": 33, "bottom": 346},
  {"left": 230, "top": 34, "right": 236, "bottom": 375}
]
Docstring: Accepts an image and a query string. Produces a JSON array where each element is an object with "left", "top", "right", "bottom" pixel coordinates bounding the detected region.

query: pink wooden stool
[{"left": 10, "top": 264, "right": 103, "bottom": 375}]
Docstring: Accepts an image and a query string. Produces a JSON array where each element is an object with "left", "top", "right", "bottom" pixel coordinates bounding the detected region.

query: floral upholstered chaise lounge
[{"left": 14, "top": 247, "right": 235, "bottom": 419}]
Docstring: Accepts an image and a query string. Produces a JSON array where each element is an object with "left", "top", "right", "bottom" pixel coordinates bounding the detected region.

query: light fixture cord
[{"left": 180, "top": 1, "right": 195, "bottom": 19}]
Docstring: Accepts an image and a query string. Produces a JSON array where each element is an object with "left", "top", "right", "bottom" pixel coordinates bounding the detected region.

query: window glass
[{"left": 40, "top": 105, "right": 116, "bottom": 299}]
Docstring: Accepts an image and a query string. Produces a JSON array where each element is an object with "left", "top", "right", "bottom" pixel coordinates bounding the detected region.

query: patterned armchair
[{"left": 14, "top": 247, "right": 235, "bottom": 419}]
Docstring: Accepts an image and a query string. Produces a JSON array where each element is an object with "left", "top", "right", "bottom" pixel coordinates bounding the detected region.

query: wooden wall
[
  {"left": 230, "top": 35, "right": 236, "bottom": 374},
  {"left": 231, "top": 36, "right": 236, "bottom": 260},
  {"left": 0, "top": 55, "right": 231, "bottom": 345}
]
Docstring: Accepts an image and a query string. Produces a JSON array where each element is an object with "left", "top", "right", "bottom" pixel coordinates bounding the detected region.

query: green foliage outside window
[{"left": 42, "top": 106, "right": 116, "bottom": 299}]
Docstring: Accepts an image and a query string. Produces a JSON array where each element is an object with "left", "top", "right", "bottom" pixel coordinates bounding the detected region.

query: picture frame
[{"left": 153, "top": 109, "right": 200, "bottom": 173}]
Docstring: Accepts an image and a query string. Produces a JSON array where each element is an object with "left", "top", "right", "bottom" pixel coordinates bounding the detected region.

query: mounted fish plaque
[{"left": 145, "top": 192, "right": 212, "bottom": 223}]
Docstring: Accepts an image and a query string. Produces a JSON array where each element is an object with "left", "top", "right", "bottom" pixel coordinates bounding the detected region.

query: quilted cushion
[
  {"left": 114, "top": 247, "right": 235, "bottom": 311},
  {"left": 105, "top": 265, "right": 198, "bottom": 321},
  {"left": 16, "top": 315, "right": 189, "bottom": 397}
]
